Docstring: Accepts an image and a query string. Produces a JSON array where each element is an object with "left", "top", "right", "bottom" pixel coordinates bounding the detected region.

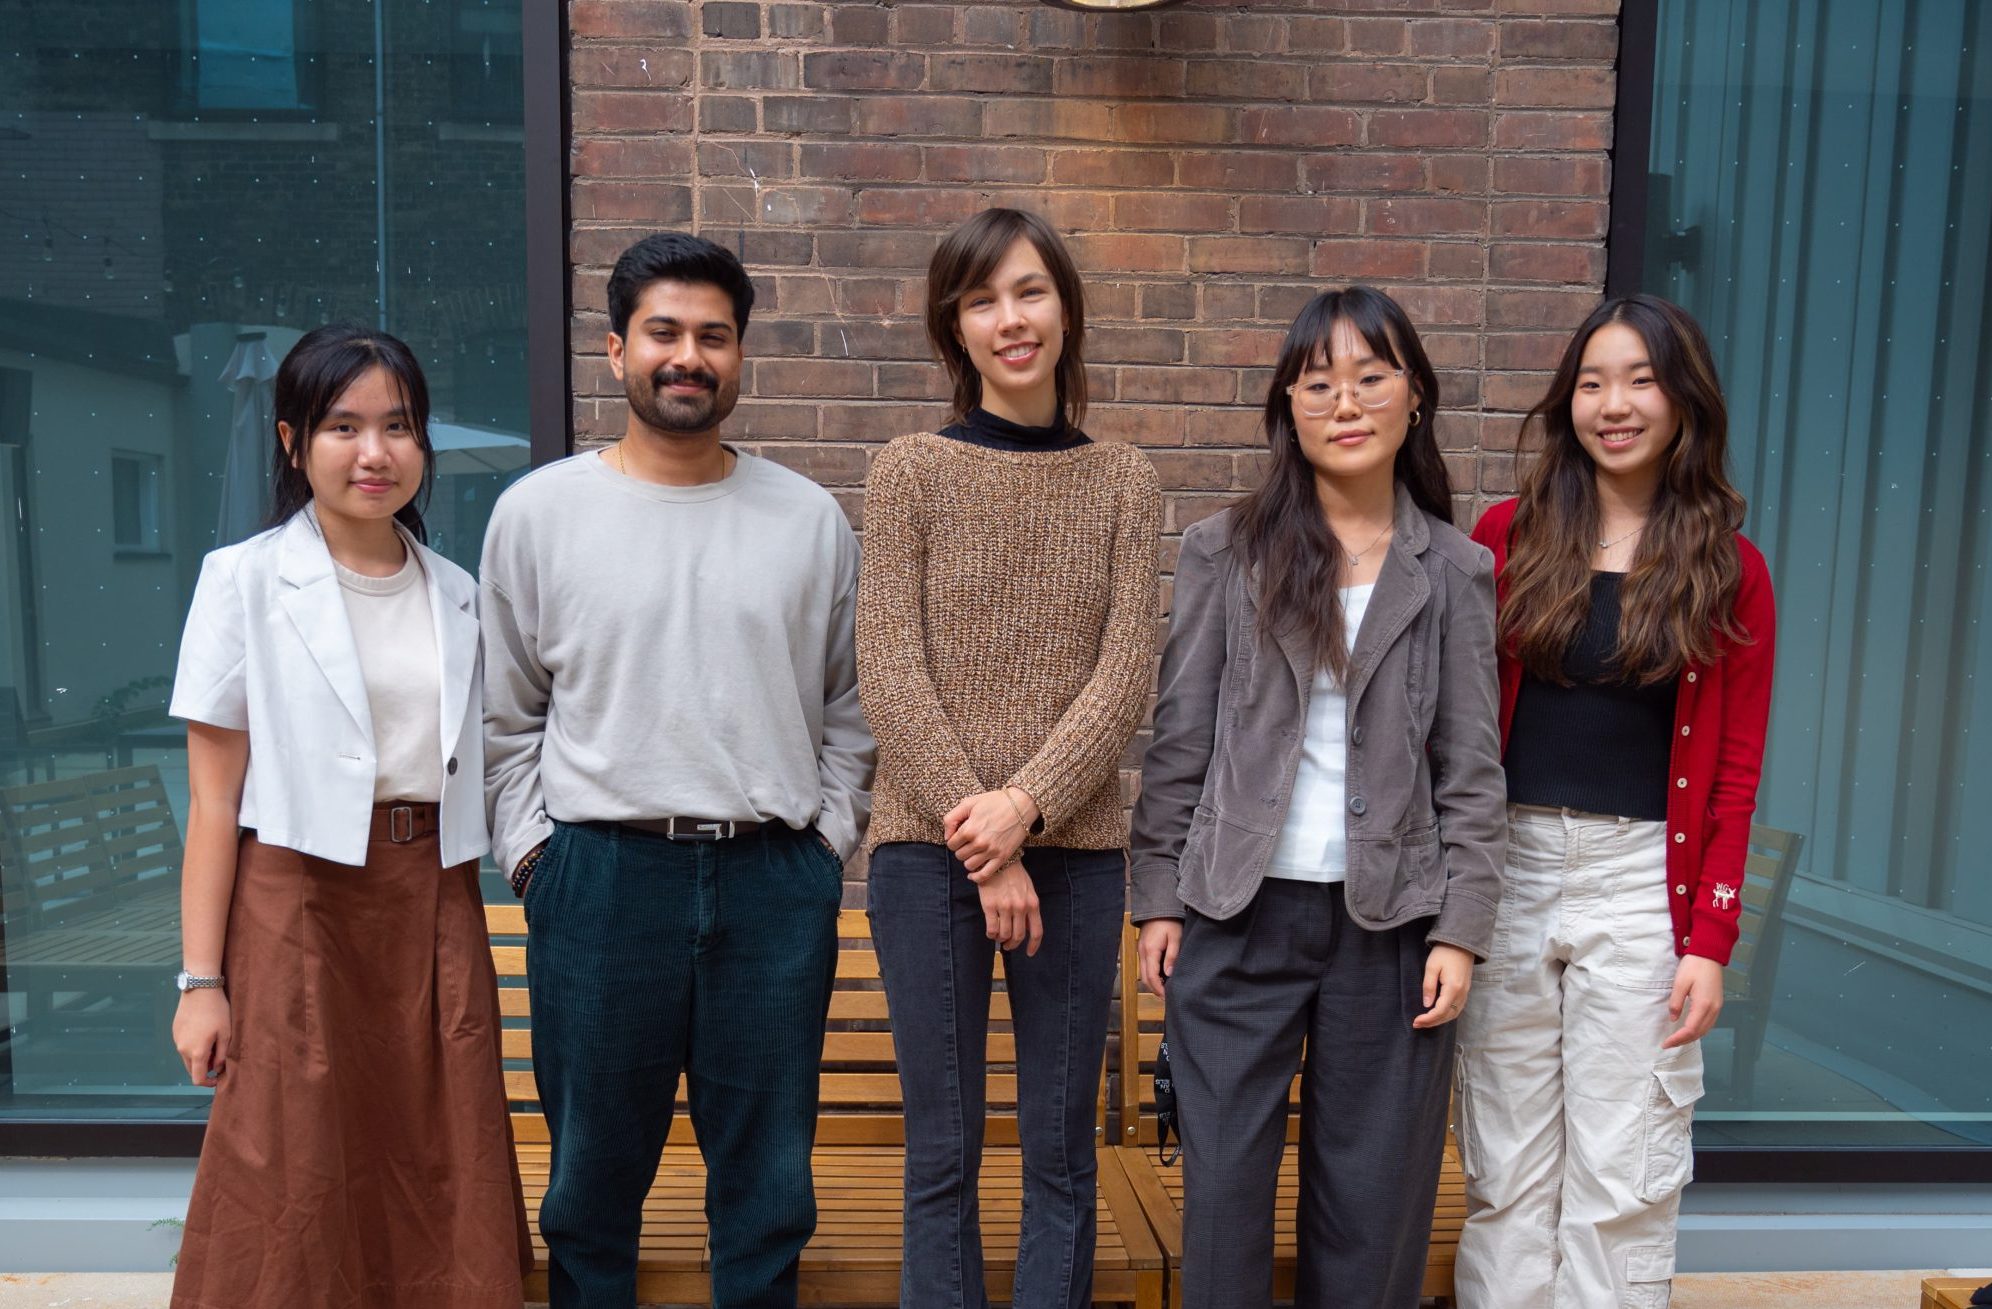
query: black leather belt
[{"left": 618, "top": 816, "right": 764, "bottom": 842}]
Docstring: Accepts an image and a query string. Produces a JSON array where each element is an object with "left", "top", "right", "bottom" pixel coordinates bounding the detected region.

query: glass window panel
[
  {"left": 0, "top": 0, "right": 531, "bottom": 1124},
  {"left": 1644, "top": 0, "right": 1991, "bottom": 1150}
]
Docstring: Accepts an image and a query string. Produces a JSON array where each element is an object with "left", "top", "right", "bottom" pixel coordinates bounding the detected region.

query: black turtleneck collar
[{"left": 939, "top": 406, "right": 1091, "bottom": 453}]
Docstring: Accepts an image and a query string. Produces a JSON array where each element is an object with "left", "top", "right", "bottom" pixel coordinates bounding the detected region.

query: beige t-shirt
[{"left": 335, "top": 548, "right": 442, "bottom": 803}]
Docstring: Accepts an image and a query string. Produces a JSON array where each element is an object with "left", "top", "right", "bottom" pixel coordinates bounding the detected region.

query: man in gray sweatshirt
[{"left": 480, "top": 232, "right": 874, "bottom": 1309}]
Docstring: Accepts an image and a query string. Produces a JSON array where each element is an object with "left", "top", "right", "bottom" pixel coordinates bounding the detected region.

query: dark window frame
[
  {"left": 0, "top": 0, "right": 569, "bottom": 1161},
  {"left": 1608, "top": 0, "right": 1990, "bottom": 1186}
]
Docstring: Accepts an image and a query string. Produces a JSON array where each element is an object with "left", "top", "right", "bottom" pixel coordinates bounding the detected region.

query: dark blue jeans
[
  {"left": 867, "top": 841, "right": 1126, "bottom": 1309},
  {"left": 524, "top": 819, "right": 842, "bottom": 1308}
]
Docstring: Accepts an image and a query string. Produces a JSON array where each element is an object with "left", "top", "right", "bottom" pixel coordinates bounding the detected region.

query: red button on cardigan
[{"left": 1472, "top": 498, "right": 1777, "bottom": 967}]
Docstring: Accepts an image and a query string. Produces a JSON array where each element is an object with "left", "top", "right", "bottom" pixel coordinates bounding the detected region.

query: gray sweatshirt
[{"left": 479, "top": 449, "right": 874, "bottom": 873}]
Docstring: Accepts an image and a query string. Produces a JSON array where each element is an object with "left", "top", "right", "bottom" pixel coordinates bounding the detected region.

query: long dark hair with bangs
[
  {"left": 924, "top": 207, "right": 1088, "bottom": 429},
  {"left": 1232, "top": 286, "right": 1452, "bottom": 683},
  {"left": 265, "top": 324, "right": 435, "bottom": 542},
  {"left": 1500, "top": 295, "right": 1747, "bottom": 684}
]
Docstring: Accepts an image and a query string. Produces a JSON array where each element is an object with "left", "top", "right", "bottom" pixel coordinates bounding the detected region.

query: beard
[{"left": 626, "top": 365, "right": 739, "bottom": 436}]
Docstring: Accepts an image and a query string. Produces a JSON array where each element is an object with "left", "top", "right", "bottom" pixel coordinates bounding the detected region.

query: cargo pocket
[
  {"left": 1451, "top": 1059, "right": 1484, "bottom": 1182},
  {"left": 1623, "top": 1243, "right": 1675, "bottom": 1308},
  {"left": 1634, "top": 1054, "right": 1703, "bottom": 1204}
]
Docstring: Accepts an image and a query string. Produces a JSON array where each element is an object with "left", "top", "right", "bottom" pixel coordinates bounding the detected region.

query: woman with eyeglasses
[{"left": 1128, "top": 287, "right": 1506, "bottom": 1309}]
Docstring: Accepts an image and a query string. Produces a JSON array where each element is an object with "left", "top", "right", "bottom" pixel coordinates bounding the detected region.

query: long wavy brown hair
[
  {"left": 1232, "top": 287, "right": 1452, "bottom": 684},
  {"left": 1499, "top": 295, "right": 1747, "bottom": 684}
]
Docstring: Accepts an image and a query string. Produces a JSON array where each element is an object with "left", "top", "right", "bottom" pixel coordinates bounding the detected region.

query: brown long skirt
[{"left": 170, "top": 818, "right": 531, "bottom": 1309}]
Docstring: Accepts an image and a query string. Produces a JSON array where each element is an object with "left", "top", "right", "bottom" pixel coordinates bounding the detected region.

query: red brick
[
  {"left": 1430, "top": 67, "right": 1493, "bottom": 105},
  {"left": 982, "top": 189, "right": 1113, "bottom": 232},
  {"left": 829, "top": 7, "right": 888, "bottom": 45},
  {"left": 1369, "top": 196, "right": 1486, "bottom": 236},
  {"left": 1189, "top": 236, "right": 1311, "bottom": 275},
  {"left": 856, "top": 96, "right": 983, "bottom": 140},
  {"left": 1483, "top": 371, "right": 1555, "bottom": 411},
  {"left": 1486, "top": 331, "right": 1572, "bottom": 371},
  {"left": 1493, "top": 155, "right": 1608, "bottom": 196},
  {"left": 1387, "top": 285, "right": 1484, "bottom": 327},
  {"left": 1122, "top": 367, "right": 1240, "bottom": 405},
  {"left": 1186, "top": 328, "right": 1289, "bottom": 367},
  {"left": 1301, "top": 152, "right": 1426, "bottom": 192},
  {"left": 1345, "top": 17, "right": 1410, "bottom": 55},
  {"left": 1225, "top": 15, "right": 1287, "bottom": 54},
  {"left": 1369, "top": 109, "right": 1489, "bottom": 148},
  {"left": 764, "top": 96, "right": 854, "bottom": 135},
  {"left": 930, "top": 54, "right": 1055, "bottom": 95},
  {"left": 1287, "top": 17, "right": 1347, "bottom": 54},
  {"left": 1490, "top": 242, "right": 1606, "bottom": 284},
  {"left": 570, "top": 0, "right": 692, "bottom": 40},
  {"left": 985, "top": 99, "right": 1116, "bottom": 143},
  {"left": 572, "top": 180, "right": 693, "bottom": 223},
  {"left": 1146, "top": 449, "right": 1243, "bottom": 490},
  {"left": 1495, "top": 66, "right": 1616, "bottom": 109},
  {"left": 1118, "top": 104, "right": 1237, "bottom": 147},
  {"left": 1427, "top": 241, "right": 1489, "bottom": 278},
  {"left": 1491, "top": 199, "right": 1607, "bottom": 238},
  {"left": 1139, "top": 283, "right": 1197, "bottom": 321},
  {"left": 1309, "top": 63, "right": 1428, "bottom": 103},
  {"left": 1310, "top": 238, "right": 1427, "bottom": 281},
  {"left": 1056, "top": 57, "right": 1187, "bottom": 100},
  {"left": 804, "top": 51, "right": 925, "bottom": 92},
  {"left": 876, "top": 365, "right": 950, "bottom": 402},
  {"left": 816, "top": 230, "right": 939, "bottom": 270},
  {"left": 1239, "top": 106, "right": 1363, "bottom": 149},
  {"left": 854, "top": 188, "right": 983, "bottom": 228},
  {"left": 1066, "top": 233, "right": 1186, "bottom": 274},
  {"left": 1495, "top": 0, "right": 1617, "bottom": 14},
  {"left": 767, "top": 5, "right": 822, "bottom": 40},
  {"left": 702, "top": 185, "right": 851, "bottom": 228},
  {"left": 698, "top": 139, "right": 791, "bottom": 180},
  {"left": 1487, "top": 288, "right": 1601, "bottom": 329},
  {"left": 922, "top": 144, "right": 1048, "bottom": 184},
  {"left": 1500, "top": 18, "right": 1620, "bottom": 59},
  {"left": 1238, "top": 195, "right": 1363, "bottom": 236},
  {"left": 698, "top": 95, "right": 758, "bottom": 133},
  {"left": 1178, "top": 151, "right": 1300, "bottom": 192},
  {"left": 571, "top": 45, "right": 694, "bottom": 89},
  {"left": 1431, "top": 154, "right": 1490, "bottom": 193},
  {"left": 893, "top": 6, "right": 957, "bottom": 45},
  {"left": 1088, "top": 326, "right": 1188, "bottom": 365},
  {"left": 1159, "top": 13, "right": 1222, "bottom": 50},
  {"left": 1051, "top": 150, "right": 1174, "bottom": 188},
  {"left": 571, "top": 137, "right": 694, "bottom": 178},
  {"left": 1494, "top": 110, "right": 1613, "bottom": 151},
  {"left": 961, "top": 6, "right": 1023, "bottom": 47},
  {"left": 700, "top": 49, "right": 800, "bottom": 90},
  {"left": 798, "top": 142, "right": 921, "bottom": 183},
  {"left": 1411, "top": 18, "right": 1495, "bottom": 57},
  {"left": 755, "top": 359, "right": 877, "bottom": 399},
  {"left": 1185, "top": 407, "right": 1264, "bottom": 449},
  {"left": 571, "top": 91, "right": 692, "bottom": 134},
  {"left": 820, "top": 321, "right": 930, "bottom": 362},
  {"left": 1206, "top": 284, "right": 1257, "bottom": 322},
  {"left": 1186, "top": 60, "right": 1309, "bottom": 102},
  {"left": 1113, "top": 192, "right": 1235, "bottom": 233}
]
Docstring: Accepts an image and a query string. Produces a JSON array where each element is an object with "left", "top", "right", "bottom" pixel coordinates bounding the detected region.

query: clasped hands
[{"left": 943, "top": 787, "right": 1043, "bottom": 957}]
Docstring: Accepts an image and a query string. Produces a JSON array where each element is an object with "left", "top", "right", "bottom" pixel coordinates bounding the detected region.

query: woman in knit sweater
[{"left": 856, "top": 207, "right": 1161, "bottom": 1309}]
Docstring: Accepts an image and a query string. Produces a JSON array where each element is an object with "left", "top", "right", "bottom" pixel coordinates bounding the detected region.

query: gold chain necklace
[
  {"left": 1341, "top": 520, "right": 1393, "bottom": 564},
  {"left": 1597, "top": 522, "right": 1645, "bottom": 550}
]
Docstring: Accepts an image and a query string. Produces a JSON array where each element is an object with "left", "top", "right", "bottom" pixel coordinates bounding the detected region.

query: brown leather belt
[
  {"left": 370, "top": 801, "right": 440, "bottom": 844},
  {"left": 617, "top": 816, "right": 764, "bottom": 842}
]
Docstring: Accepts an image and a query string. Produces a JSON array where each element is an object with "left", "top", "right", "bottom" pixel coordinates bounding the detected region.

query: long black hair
[
  {"left": 265, "top": 324, "right": 434, "bottom": 541},
  {"left": 1231, "top": 286, "right": 1452, "bottom": 682}
]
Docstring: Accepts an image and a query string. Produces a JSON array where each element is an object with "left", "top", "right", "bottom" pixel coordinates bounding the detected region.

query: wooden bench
[
  {"left": 1108, "top": 930, "right": 1465, "bottom": 1308},
  {"left": 488, "top": 903, "right": 1165, "bottom": 1307},
  {"left": 0, "top": 767, "right": 184, "bottom": 1072},
  {"left": 1923, "top": 1277, "right": 1987, "bottom": 1309}
]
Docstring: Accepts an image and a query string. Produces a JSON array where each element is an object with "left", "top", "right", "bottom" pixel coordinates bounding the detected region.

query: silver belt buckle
[
  {"left": 667, "top": 817, "right": 732, "bottom": 842},
  {"left": 389, "top": 805, "right": 415, "bottom": 843}
]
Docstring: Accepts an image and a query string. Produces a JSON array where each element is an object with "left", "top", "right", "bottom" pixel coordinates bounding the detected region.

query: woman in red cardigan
[{"left": 1456, "top": 295, "right": 1775, "bottom": 1309}]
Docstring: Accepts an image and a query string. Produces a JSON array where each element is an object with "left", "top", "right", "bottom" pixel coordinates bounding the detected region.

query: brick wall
[{"left": 565, "top": 0, "right": 1623, "bottom": 880}]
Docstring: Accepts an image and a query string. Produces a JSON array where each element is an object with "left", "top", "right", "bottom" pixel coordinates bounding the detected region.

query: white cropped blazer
[{"left": 170, "top": 509, "right": 489, "bottom": 868}]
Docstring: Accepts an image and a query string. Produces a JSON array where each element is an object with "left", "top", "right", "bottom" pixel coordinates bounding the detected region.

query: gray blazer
[{"left": 1129, "top": 485, "right": 1507, "bottom": 958}]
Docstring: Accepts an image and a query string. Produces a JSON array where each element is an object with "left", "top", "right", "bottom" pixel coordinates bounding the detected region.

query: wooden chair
[
  {"left": 488, "top": 903, "right": 1165, "bottom": 1307},
  {"left": 1108, "top": 928, "right": 1464, "bottom": 1308},
  {"left": 1923, "top": 1277, "right": 1985, "bottom": 1309},
  {"left": 1716, "top": 824, "right": 1805, "bottom": 1100}
]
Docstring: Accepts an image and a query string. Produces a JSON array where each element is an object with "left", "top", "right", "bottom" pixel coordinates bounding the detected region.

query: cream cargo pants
[{"left": 1454, "top": 806, "right": 1704, "bottom": 1309}]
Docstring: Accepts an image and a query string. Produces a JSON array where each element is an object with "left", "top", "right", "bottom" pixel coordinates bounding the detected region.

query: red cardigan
[{"left": 1470, "top": 498, "right": 1777, "bottom": 966}]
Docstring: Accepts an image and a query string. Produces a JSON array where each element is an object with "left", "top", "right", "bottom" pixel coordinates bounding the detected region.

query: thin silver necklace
[
  {"left": 1341, "top": 521, "right": 1393, "bottom": 564},
  {"left": 1597, "top": 522, "right": 1645, "bottom": 551}
]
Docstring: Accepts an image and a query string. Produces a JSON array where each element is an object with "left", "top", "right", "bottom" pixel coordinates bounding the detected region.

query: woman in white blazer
[{"left": 166, "top": 325, "right": 530, "bottom": 1309}]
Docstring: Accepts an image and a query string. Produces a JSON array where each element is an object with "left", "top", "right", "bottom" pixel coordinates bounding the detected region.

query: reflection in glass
[
  {"left": 1645, "top": 0, "right": 1991, "bottom": 1148},
  {"left": 0, "top": 0, "right": 528, "bottom": 1121}
]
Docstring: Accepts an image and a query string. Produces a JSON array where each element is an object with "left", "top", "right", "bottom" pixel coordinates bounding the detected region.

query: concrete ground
[{"left": 0, "top": 1269, "right": 1971, "bottom": 1308}]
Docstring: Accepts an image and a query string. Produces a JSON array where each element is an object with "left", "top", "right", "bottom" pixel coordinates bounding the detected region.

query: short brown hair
[{"left": 923, "top": 208, "right": 1088, "bottom": 429}]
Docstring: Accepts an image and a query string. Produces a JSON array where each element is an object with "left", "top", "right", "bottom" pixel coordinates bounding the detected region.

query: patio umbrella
[{"left": 214, "top": 330, "right": 278, "bottom": 546}]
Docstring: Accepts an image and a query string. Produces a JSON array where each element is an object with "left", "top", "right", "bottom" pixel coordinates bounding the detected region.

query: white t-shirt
[
  {"left": 335, "top": 548, "right": 443, "bottom": 803},
  {"left": 1266, "top": 583, "right": 1374, "bottom": 884}
]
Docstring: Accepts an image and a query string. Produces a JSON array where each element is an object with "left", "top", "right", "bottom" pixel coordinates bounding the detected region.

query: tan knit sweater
[{"left": 856, "top": 433, "right": 1162, "bottom": 852}]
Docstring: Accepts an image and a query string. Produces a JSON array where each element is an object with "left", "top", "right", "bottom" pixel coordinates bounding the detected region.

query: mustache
[{"left": 650, "top": 366, "right": 718, "bottom": 392}]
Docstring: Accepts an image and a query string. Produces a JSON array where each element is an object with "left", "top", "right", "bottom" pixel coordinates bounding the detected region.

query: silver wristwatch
[{"left": 175, "top": 970, "right": 224, "bottom": 993}]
